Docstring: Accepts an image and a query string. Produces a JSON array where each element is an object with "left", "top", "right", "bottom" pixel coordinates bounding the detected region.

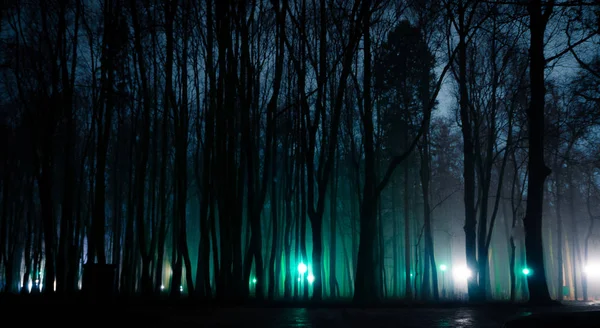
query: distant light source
[
  {"left": 453, "top": 266, "right": 472, "bottom": 280},
  {"left": 440, "top": 264, "right": 447, "bottom": 272},
  {"left": 307, "top": 274, "right": 315, "bottom": 283},
  {"left": 252, "top": 278, "right": 257, "bottom": 284},
  {"left": 298, "top": 263, "right": 307, "bottom": 275},
  {"left": 522, "top": 268, "right": 531, "bottom": 276},
  {"left": 297, "top": 277, "right": 301, "bottom": 282},
  {"left": 160, "top": 285, "right": 165, "bottom": 290},
  {"left": 179, "top": 285, "right": 183, "bottom": 292},
  {"left": 584, "top": 264, "right": 600, "bottom": 276}
]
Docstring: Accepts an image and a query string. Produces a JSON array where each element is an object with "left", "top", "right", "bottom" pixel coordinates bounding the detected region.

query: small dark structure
[{"left": 82, "top": 263, "right": 117, "bottom": 301}]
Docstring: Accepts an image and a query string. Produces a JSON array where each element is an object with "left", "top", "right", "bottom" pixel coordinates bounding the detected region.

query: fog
[{"left": 0, "top": 0, "right": 599, "bottom": 304}]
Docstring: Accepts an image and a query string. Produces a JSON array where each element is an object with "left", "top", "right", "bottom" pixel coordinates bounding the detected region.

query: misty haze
[{"left": 0, "top": 0, "right": 599, "bottom": 327}]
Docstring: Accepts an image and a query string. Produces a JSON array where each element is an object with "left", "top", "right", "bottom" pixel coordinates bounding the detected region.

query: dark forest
[{"left": 0, "top": 0, "right": 599, "bottom": 307}]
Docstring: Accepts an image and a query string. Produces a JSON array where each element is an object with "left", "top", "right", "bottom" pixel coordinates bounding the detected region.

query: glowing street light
[
  {"left": 453, "top": 266, "right": 472, "bottom": 280},
  {"left": 252, "top": 278, "right": 257, "bottom": 284},
  {"left": 160, "top": 285, "right": 165, "bottom": 290},
  {"left": 522, "top": 268, "right": 531, "bottom": 276},
  {"left": 307, "top": 274, "right": 315, "bottom": 284},
  {"left": 440, "top": 264, "right": 447, "bottom": 272},
  {"left": 584, "top": 264, "right": 600, "bottom": 277},
  {"left": 179, "top": 285, "right": 183, "bottom": 292},
  {"left": 298, "top": 263, "right": 307, "bottom": 275}
]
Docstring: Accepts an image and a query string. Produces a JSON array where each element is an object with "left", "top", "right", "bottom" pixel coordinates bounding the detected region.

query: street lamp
[
  {"left": 453, "top": 266, "right": 472, "bottom": 280},
  {"left": 522, "top": 268, "right": 531, "bottom": 276},
  {"left": 307, "top": 274, "right": 315, "bottom": 284},
  {"left": 584, "top": 264, "right": 600, "bottom": 276},
  {"left": 298, "top": 263, "right": 307, "bottom": 275}
]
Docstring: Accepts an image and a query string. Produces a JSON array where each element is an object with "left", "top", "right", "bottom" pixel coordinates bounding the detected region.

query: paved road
[{"left": 156, "top": 302, "right": 600, "bottom": 327}]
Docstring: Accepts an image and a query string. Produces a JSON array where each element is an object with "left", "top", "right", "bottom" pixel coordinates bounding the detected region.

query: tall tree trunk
[
  {"left": 130, "top": 0, "right": 155, "bottom": 296},
  {"left": 329, "top": 161, "right": 338, "bottom": 298},
  {"left": 91, "top": 0, "right": 118, "bottom": 265},
  {"left": 420, "top": 135, "right": 438, "bottom": 300},
  {"left": 174, "top": 0, "right": 194, "bottom": 298},
  {"left": 524, "top": 0, "right": 553, "bottom": 304},
  {"left": 554, "top": 174, "right": 564, "bottom": 300},
  {"left": 583, "top": 183, "right": 595, "bottom": 301},
  {"left": 268, "top": 152, "right": 279, "bottom": 300},
  {"left": 404, "top": 162, "right": 411, "bottom": 299},
  {"left": 57, "top": 0, "right": 80, "bottom": 294},
  {"left": 355, "top": 0, "right": 380, "bottom": 303},
  {"left": 456, "top": 0, "right": 479, "bottom": 301},
  {"left": 22, "top": 187, "right": 34, "bottom": 294},
  {"left": 392, "top": 181, "right": 399, "bottom": 297},
  {"left": 567, "top": 165, "right": 579, "bottom": 300},
  {"left": 283, "top": 189, "right": 293, "bottom": 299}
]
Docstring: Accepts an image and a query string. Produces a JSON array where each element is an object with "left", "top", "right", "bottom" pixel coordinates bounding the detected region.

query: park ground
[{"left": 2, "top": 295, "right": 600, "bottom": 327}]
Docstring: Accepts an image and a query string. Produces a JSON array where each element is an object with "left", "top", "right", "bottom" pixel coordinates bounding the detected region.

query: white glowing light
[
  {"left": 297, "top": 277, "right": 301, "bottom": 282},
  {"left": 179, "top": 285, "right": 183, "bottom": 292},
  {"left": 453, "top": 266, "right": 472, "bottom": 280},
  {"left": 35, "top": 279, "right": 39, "bottom": 284},
  {"left": 307, "top": 274, "right": 315, "bottom": 283},
  {"left": 160, "top": 285, "right": 165, "bottom": 290},
  {"left": 252, "top": 278, "right": 257, "bottom": 284},
  {"left": 440, "top": 264, "right": 447, "bottom": 272},
  {"left": 584, "top": 264, "right": 600, "bottom": 277},
  {"left": 298, "top": 263, "right": 307, "bottom": 275}
]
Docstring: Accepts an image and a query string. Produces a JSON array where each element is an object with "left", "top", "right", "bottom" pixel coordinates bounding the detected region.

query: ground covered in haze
[{"left": 3, "top": 295, "right": 600, "bottom": 327}]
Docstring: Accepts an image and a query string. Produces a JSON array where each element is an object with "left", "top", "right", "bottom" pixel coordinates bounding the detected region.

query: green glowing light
[
  {"left": 522, "top": 268, "right": 531, "bottom": 275},
  {"left": 252, "top": 278, "right": 257, "bottom": 284},
  {"left": 440, "top": 264, "right": 447, "bottom": 272},
  {"left": 307, "top": 274, "right": 315, "bottom": 283}
]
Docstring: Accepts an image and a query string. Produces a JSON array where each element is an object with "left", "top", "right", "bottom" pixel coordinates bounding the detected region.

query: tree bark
[{"left": 524, "top": 0, "right": 553, "bottom": 304}]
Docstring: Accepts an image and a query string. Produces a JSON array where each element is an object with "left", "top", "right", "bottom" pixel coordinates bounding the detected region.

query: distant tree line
[{"left": 0, "top": 0, "right": 599, "bottom": 303}]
